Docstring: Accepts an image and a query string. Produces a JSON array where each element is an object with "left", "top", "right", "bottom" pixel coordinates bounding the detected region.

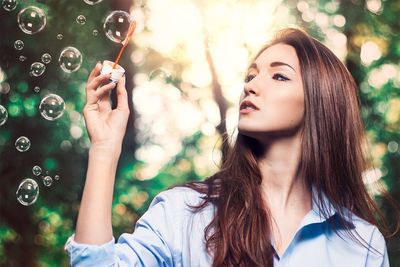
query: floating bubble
[
  {"left": 2, "top": 0, "right": 17, "bottom": 11},
  {"left": 14, "top": 40, "right": 24, "bottom": 50},
  {"left": 19, "top": 55, "right": 27, "bottom": 62},
  {"left": 0, "top": 105, "right": 8, "bottom": 126},
  {"left": 33, "top": 86, "right": 40, "bottom": 93},
  {"left": 41, "top": 53, "right": 52, "bottom": 64},
  {"left": 148, "top": 68, "right": 172, "bottom": 82},
  {"left": 0, "top": 82, "right": 11, "bottom": 94},
  {"left": 92, "top": 29, "right": 98, "bottom": 36},
  {"left": 32, "top": 165, "right": 42, "bottom": 176},
  {"left": 56, "top": 33, "right": 63, "bottom": 40},
  {"left": 103, "top": 10, "right": 132, "bottom": 43},
  {"left": 83, "top": 0, "right": 103, "bottom": 5},
  {"left": 39, "top": 94, "right": 65, "bottom": 121},
  {"left": 59, "top": 46, "right": 82, "bottom": 73},
  {"left": 17, "top": 6, "right": 46, "bottom": 35},
  {"left": 30, "top": 62, "right": 46, "bottom": 77},
  {"left": 43, "top": 176, "right": 52, "bottom": 187},
  {"left": 15, "top": 136, "right": 31, "bottom": 152},
  {"left": 76, "top": 15, "right": 86, "bottom": 25},
  {"left": 54, "top": 174, "right": 60, "bottom": 180},
  {"left": 16, "top": 178, "right": 39, "bottom": 206}
]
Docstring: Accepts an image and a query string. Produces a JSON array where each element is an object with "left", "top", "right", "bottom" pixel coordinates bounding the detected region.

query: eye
[
  {"left": 272, "top": 73, "right": 289, "bottom": 81},
  {"left": 244, "top": 74, "right": 256, "bottom": 83}
]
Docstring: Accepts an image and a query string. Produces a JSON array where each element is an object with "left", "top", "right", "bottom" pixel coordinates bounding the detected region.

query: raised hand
[{"left": 83, "top": 62, "right": 130, "bottom": 150}]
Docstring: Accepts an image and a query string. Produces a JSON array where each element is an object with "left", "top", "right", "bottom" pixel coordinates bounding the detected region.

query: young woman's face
[{"left": 238, "top": 43, "right": 305, "bottom": 141}]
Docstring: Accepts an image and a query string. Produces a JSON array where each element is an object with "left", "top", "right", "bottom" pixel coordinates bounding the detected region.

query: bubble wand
[{"left": 112, "top": 20, "right": 137, "bottom": 69}]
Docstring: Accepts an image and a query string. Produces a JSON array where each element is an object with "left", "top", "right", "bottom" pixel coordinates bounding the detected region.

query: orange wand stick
[{"left": 112, "top": 20, "right": 137, "bottom": 69}]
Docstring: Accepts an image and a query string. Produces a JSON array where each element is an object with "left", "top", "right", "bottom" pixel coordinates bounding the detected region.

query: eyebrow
[{"left": 248, "top": 61, "right": 296, "bottom": 73}]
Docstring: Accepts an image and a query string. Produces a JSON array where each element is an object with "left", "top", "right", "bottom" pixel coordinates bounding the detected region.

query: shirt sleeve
[
  {"left": 65, "top": 188, "right": 188, "bottom": 267},
  {"left": 365, "top": 227, "right": 389, "bottom": 267}
]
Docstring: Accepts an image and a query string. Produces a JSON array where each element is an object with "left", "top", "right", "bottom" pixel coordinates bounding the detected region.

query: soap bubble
[
  {"left": 92, "top": 29, "right": 98, "bottom": 36},
  {"left": 0, "top": 82, "right": 10, "bottom": 94},
  {"left": 41, "top": 53, "right": 52, "bottom": 64},
  {"left": 83, "top": 0, "right": 103, "bottom": 5},
  {"left": 148, "top": 68, "right": 172, "bottom": 82},
  {"left": 59, "top": 46, "right": 82, "bottom": 73},
  {"left": 103, "top": 10, "right": 132, "bottom": 43},
  {"left": 56, "top": 33, "right": 63, "bottom": 40},
  {"left": 54, "top": 174, "right": 60, "bottom": 180},
  {"left": 43, "top": 176, "right": 52, "bottom": 187},
  {"left": 33, "top": 86, "right": 40, "bottom": 93},
  {"left": 16, "top": 178, "right": 39, "bottom": 206},
  {"left": 0, "top": 105, "right": 8, "bottom": 126},
  {"left": 14, "top": 40, "right": 24, "bottom": 50},
  {"left": 17, "top": 6, "right": 46, "bottom": 35},
  {"left": 30, "top": 62, "right": 46, "bottom": 77},
  {"left": 76, "top": 15, "right": 86, "bottom": 25},
  {"left": 32, "top": 165, "right": 42, "bottom": 176},
  {"left": 39, "top": 94, "right": 65, "bottom": 121},
  {"left": 15, "top": 136, "right": 31, "bottom": 152},
  {"left": 19, "top": 55, "right": 27, "bottom": 62},
  {"left": 2, "top": 0, "right": 17, "bottom": 11}
]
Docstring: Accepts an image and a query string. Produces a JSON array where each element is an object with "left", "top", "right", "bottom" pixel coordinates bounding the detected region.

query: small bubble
[
  {"left": 14, "top": 40, "right": 24, "bottom": 50},
  {"left": 15, "top": 136, "right": 31, "bottom": 152},
  {"left": 30, "top": 62, "right": 46, "bottom": 77},
  {"left": 39, "top": 94, "right": 65, "bottom": 121},
  {"left": 0, "top": 82, "right": 10, "bottom": 94},
  {"left": 43, "top": 176, "right": 53, "bottom": 187},
  {"left": 76, "top": 15, "right": 86, "bottom": 25},
  {"left": 92, "top": 29, "right": 99, "bottom": 36},
  {"left": 41, "top": 53, "right": 52, "bottom": 64},
  {"left": 57, "top": 34, "right": 63, "bottom": 40},
  {"left": 18, "top": 6, "right": 46, "bottom": 35},
  {"left": 33, "top": 86, "right": 40, "bottom": 93},
  {"left": 103, "top": 10, "right": 132, "bottom": 43},
  {"left": 83, "top": 0, "right": 103, "bottom": 5},
  {"left": 148, "top": 68, "right": 172, "bottom": 82},
  {"left": 2, "top": 0, "right": 17, "bottom": 11},
  {"left": 0, "top": 105, "right": 8, "bottom": 126},
  {"left": 16, "top": 178, "right": 39, "bottom": 206},
  {"left": 59, "top": 46, "right": 82, "bottom": 73},
  {"left": 388, "top": 141, "right": 399, "bottom": 153},
  {"left": 32, "top": 165, "right": 42, "bottom": 176},
  {"left": 54, "top": 174, "right": 60, "bottom": 180},
  {"left": 19, "top": 55, "right": 27, "bottom": 62}
]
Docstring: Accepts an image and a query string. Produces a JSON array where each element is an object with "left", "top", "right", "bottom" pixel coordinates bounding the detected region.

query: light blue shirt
[{"left": 65, "top": 187, "right": 389, "bottom": 266}]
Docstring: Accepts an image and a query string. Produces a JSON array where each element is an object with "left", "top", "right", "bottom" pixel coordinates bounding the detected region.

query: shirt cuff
[{"left": 65, "top": 234, "right": 118, "bottom": 266}]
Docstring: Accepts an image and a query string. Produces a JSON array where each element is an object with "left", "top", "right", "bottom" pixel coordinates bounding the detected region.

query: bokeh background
[{"left": 0, "top": 0, "right": 399, "bottom": 266}]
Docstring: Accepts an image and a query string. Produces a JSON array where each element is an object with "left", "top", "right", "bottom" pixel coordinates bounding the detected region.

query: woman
[{"left": 65, "top": 28, "right": 390, "bottom": 266}]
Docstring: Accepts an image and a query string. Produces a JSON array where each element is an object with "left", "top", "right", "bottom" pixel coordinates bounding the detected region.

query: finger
[
  {"left": 86, "top": 73, "right": 112, "bottom": 94},
  {"left": 116, "top": 76, "right": 129, "bottom": 110},
  {"left": 87, "top": 62, "right": 102, "bottom": 84},
  {"left": 86, "top": 82, "right": 116, "bottom": 105},
  {"left": 98, "top": 90, "right": 112, "bottom": 112}
]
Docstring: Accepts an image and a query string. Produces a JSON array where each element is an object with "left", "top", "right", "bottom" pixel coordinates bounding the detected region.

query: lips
[{"left": 240, "top": 100, "right": 259, "bottom": 111}]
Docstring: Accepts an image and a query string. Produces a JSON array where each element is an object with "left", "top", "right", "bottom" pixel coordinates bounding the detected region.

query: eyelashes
[{"left": 244, "top": 73, "right": 290, "bottom": 83}]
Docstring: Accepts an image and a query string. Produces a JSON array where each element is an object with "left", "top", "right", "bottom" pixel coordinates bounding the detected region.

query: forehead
[{"left": 252, "top": 43, "right": 300, "bottom": 72}]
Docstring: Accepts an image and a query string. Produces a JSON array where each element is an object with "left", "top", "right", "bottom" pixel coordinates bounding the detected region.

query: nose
[{"left": 243, "top": 82, "right": 257, "bottom": 96}]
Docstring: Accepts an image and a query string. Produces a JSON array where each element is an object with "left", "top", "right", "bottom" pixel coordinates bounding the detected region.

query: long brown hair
[{"left": 178, "top": 28, "right": 394, "bottom": 266}]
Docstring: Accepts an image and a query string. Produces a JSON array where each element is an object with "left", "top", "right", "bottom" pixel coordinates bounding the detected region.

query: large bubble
[
  {"left": 103, "top": 11, "right": 132, "bottom": 43},
  {"left": 16, "top": 178, "right": 39, "bottom": 206},
  {"left": 0, "top": 105, "right": 8, "bottom": 126},
  {"left": 15, "top": 136, "right": 31, "bottom": 152},
  {"left": 2, "top": 0, "right": 17, "bottom": 11},
  {"left": 17, "top": 6, "right": 46, "bottom": 35},
  {"left": 83, "top": 0, "right": 103, "bottom": 5},
  {"left": 39, "top": 94, "right": 65, "bottom": 121},
  {"left": 30, "top": 62, "right": 46, "bottom": 77},
  {"left": 59, "top": 46, "right": 82, "bottom": 73}
]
